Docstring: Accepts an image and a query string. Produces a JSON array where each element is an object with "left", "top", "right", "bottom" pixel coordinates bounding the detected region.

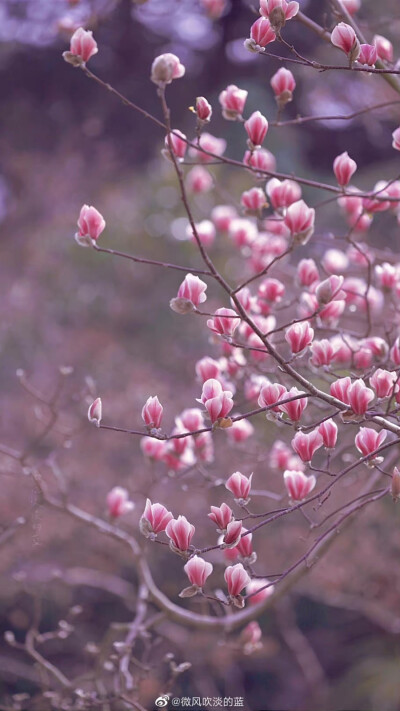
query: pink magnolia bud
[
  {"left": 229, "top": 219, "right": 258, "bottom": 249},
  {"left": 260, "top": 0, "right": 300, "bottom": 29},
  {"left": 223, "top": 520, "right": 243, "bottom": 548},
  {"left": 208, "top": 503, "right": 233, "bottom": 530},
  {"left": 318, "top": 419, "right": 338, "bottom": 449},
  {"left": 179, "top": 408, "right": 205, "bottom": 432},
  {"left": 140, "top": 437, "right": 166, "bottom": 461},
  {"left": 244, "top": 148, "right": 276, "bottom": 173},
  {"left": 333, "top": 151, "right": 357, "bottom": 187},
  {"left": 391, "top": 467, "right": 400, "bottom": 501},
  {"left": 358, "top": 43, "right": 377, "bottom": 66},
  {"left": 63, "top": 27, "right": 98, "bottom": 66},
  {"left": 88, "top": 397, "right": 102, "bottom": 426},
  {"left": 284, "top": 200, "right": 315, "bottom": 244},
  {"left": 240, "top": 621, "right": 263, "bottom": 654},
  {"left": 373, "top": 34, "right": 393, "bottom": 62},
  {"left": 363, "top": 337, "right": 388, "bottom": 359},
  {"left": 227, "top": 417, "right": 254, "bottom": 443},
  {"left": 279, "top": 387, "right": 308, "bottom": 422},
  {"left": 392, "top": 127, "right": 400, "bottom": 152},
  {"left": 369, "top": 369, "right": 397, "bottom": 398},
  {"left": 196, "top": 357, "right": 221, "bottom": 383},
  {"left": 204, "top": 391, "right": 234, "bottom": 425},
  {"left": 186, "top": 166, "right": 213, "bottom": 194},
  {"left": 189, "top": 132, "right": 227, "bottom": 163},
  {"left": 341, "top": 0, "right": 361, "bottom": 15},
  {"left": 285, "top": 321, "right": 314, "bottom": 354},
  {"left": 224, "top": 563, "right": 251, "bottom": 598},
  {"left": 375, "top": 263, "right": 399, "bottom": 290},
  {"left": 199, "top": 378, "right": 223, "bottom": 404},
  {"left": 330, "top": 376, "right": 351, "bottom": 405},
  {"left": 207, "top": 308, "right": 241, "bottom": 339},
  {"left": 236, "top": 527, "right": 253, "bottom": 559},
  {"left": 331, "top": 23, "right": 360, "bottom": 61},
  {"left": 187, "top": 219, "right": 216, "bottom": 247},
  {"left": 195, "top": 430, "right": 214, "bottom": 463},
  {"left": 310, "top": 339, "right": 336, "bottom": 367},
  {"left": 355, "top": 427, "right": 386, "bottom": 459},
  {"left": 195, "top": 96, "right": 212, "bottom": 123},
  {"left": 151, "top": 53, "right": 185, "bottom": 86},
  {"left": 247, "top": 579, "right": 274, "bottom": 605},
  {"left": 164, "top": 130, "right": 187, "bottom": 162},
  {"left": 291, "top": 429, "right": 323, "bottom": 462},
  {"left": 284, "top": 470, "right": 316, "bottom": 502},
  {"left": 267, "top": 178, "right": 302, "bottom": 211},
  {"left": 241, "top": 187, "right": 266, "bottom": 214},
  {"left": 354, "top": 347, "right": 373, "bottom": 370},
  {"left": 211, "top": 205, "right": 238, "bottom": 232},
  {"left": 297, "top": 258, "right": 319, "bottom": 287},
  {"left": 390, "top": 338, "right": 400, "bottom": 365},
  {"left": 140, "top": 498, "right": 173, "bottom": 537},
  {"left": 76, "top": 204, "right": 105, "bottom": 246},
  {"left": 258, "top": 278, "right": 285, "bottom": 304},
  {"left": 219, "top": 85, "right": 248, "bottom": 120},
  {"left": 247, "top": 17, "right": 276, "bottom": 52},
  {"left": 348, "top": 379, "right": 374, "bottom": 415},
  {"left": 319, "top": 299, "right": 346, "bottom": 327},
  {"left": 165, "top": 515, "right": 195, "bottom": 552},
  {"left": 225, "top": 471, "right": 253, "bottom": 503},
  {"left": 106, "top": 487, "right": 134, "bottom": 518},
  {"left": 170, "top": 273, "right": 207, "bottom": 314},
  {"left": 244, "top": 111, "right": 269, "bottom": 148},
  {"left": 321, "top": 249, "right": 349, "bottom": 274},
  {"left": 184, "top": 555, "right": 213, "bottom": 588},
  {"left": 258, "top": 382, "right": 287, "bottom": 412},
  {"left": 315, "top": 275, "right": 345, "bottom": 305},
  {"left": 271, "top": 440, "right": 292, "bottom": 470},
  {"left": 200, "top": 0, "right": 227, "bottom": 20},
  {"left": 270, "top": 68, "right": 296, "bottom": 106},
  {"left": 142, "top": 395, "right": 163, "bottom": 430}
]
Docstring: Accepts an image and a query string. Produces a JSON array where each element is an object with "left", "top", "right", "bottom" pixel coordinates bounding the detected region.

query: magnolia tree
[{"left": 4, "top": 0, "right": 400, "bottom": 708}]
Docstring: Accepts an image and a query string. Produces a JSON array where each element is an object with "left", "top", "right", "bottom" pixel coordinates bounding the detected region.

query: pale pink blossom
[
  {"left": 151, "top": 53, "right": 185, "bottom": 85},
  {"left": 333, "top": 151, "right": 357, "bottom": 187},
  {"left": 207, "top": 308, "right": 241, "bottom": 339},
  {"left": 321, "top": 249, "right": 349, "bottom": 274},
  {"left": 341, "top": 0, "right": 361, "bottom": 15},
  {"left": 246, "top": 579, "right": 274, "bottom": 605},
  {"left": 315, "top": 275, "right": 345, "bottom": 305},
  {"left": 64, "top": 27, "right": 98, "bottom": 65},
  {"left": 106, "top": 487, "right": 134, "bottom": 518},
  {"left": 270, "top": 440, "right": 293, "bottom": 470},
  {"left": 189, "top": 133, "right": 226, "bottom": 163},
  {"left": 297, "top": 258, "right": 319, "bottom": 287},
  {"left": 225, "top": 471, "right": 253, "bottom": 502},
  {"left": 227, "top": 418, "right": 254, "bottom": 443},
  {"left": 355, "top": 427, "right": 386, "bottom": 457},
  {"left": 195, "top": 430, "right": 214, "bottom": 463},
  {"left": 331, "top": 23, "right": 360, "bottom": 61},
  {"left": 260, "top": 0, "right": 300, "bottom": 28},
  {"left": 173, "top": 273, "right": 208, "bottom": 310},
  {"left": 247, "top": 17, "right": 276, "bottom": 51},
  {"left": 310, "top": 339, "right": 337, "bottom": 367},
  {"left": 284, "top": 200, "right": 315, "bottom": 244},
  {"left": 229, "top": 219, "right": 258, "bottom": 248},
  {"left": 284, "top": 470, "right": 316, "bottom": 502},
  {"left": 330, "top": 376, "right": 351, "bottom": 405},
  {"left": 244, "top": 148, "right": 276, "bottom": 174},
  {"left": 358, "top": 43, "right": 377, "bottom": 66},
  {"left": 203, "top": 388, "right": 234, "bottom": 424},
  {"left": 223, "top": 520, "right": 243, "bottom": 548},
  {"left": 187, "top": 220, "right": 216, "bottom": 247},
  {"left": 199, "top": 378, "right": 224, "bottom": 404},
  {"left": 236, "top": 528, "right": 253, "bottom": 559},
  {"left": 390, "top": 337, "right": 400, "bottom": 365},
  {"left": 267, "top": 178, "right": 301, "bottom": 210},
  {"left": 279, "top": 387, "right": 308, "bottom": 421},
  {"left": 184, "top": 556, "right": 213, "bottom": 587},
  {"left": 76, "top": 204, "right": 105, "bottom": 245},
  {"left": 291, "top": 429, "right": 323, "bottom": 462},
  {"left": 270, "top": 67, "right": 296, "bottom": 103},
  {"left": 200, "top": 0, "right": 227, "bottom": 20},
  {"left": 318, "top": 419, "right": 338, "bottom": 449},
  {"left": 88, "top": 397, "right": 102, "bottom": 426},
  {"left": 219, "top": 85, "right": 248, "bottom": 120},
  {"left": 195, "top": 96, "right": 212, "bottom": 122},
  {"left": 285, "top": 321, "right": 314, "bottom": 354},
  {"left": 224, "top": 563, "right": 251, "bottom": 597},
  {"left": 258, "top": 277, "right": 285, "bottom": 304},
  {"left": 244, "top": 111, "right": 269, "bottom": 147},
  {"left": 373, "top": 34, "right": 393, "bottom": 62},
  {"left": 165, "top": 130, "right": 187, "bottom": 161},
  {"left": 165, "top": 515, "right": 195, "bottom": 552},
  {"left": 196, "top": 357, "right": 221, "bottom": 383},
  {"left": 369, "top": 369, "right": 397, "bottom": 398},
  {"left": 318, "top": 299, "right": 346, "bottom": 326},
  {"left": 348, "top": 379, "right": 374, "bottom": 415},
  {"left": 241, "top": 187, "right": 266, "bottom": 213},
  {"left": 240, "top": 621, "right": 263, "bottom": 653},
  {"left": 140, "top": 437, "right": 166, "bottom": 461},
  {"left": 178, "top": 408, "right": 205, "bottom": 432},
  {"left": 140, "top": 498, "right": 173, "bottom": 536},
  {"left": 258, "top": 382, "right": 287, "bottom": 412},
  {"left": 142, "top": 396, "right": 163, "bottom": 430},
  {"left": 211, "top": 205, "right": 238, "bottom": 232},
  {"left": 186, "top": 166, "right": 213, "bottom": 194},
  {"left": 208, "top": 503, "right": 233, "bottom": 530}
]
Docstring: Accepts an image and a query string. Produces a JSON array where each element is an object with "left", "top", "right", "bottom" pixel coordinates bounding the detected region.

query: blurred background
[{"left": 1, "top": 0, "right": 400, "bottom": 709}]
